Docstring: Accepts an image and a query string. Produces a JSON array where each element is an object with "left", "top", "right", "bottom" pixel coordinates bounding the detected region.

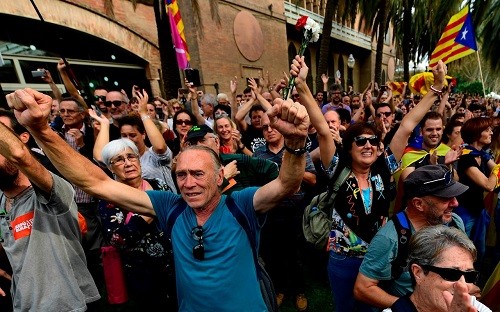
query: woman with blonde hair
[{"left": 215, "top": 116, "right": 252, "bottom": 155}]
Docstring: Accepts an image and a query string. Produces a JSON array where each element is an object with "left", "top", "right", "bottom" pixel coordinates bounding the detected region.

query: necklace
[
  {"left": 352, "top": 172, "right": 372, "bottom": 214},
  {"left": 4, "top": 185, "right": 32, "bottom": 200}
]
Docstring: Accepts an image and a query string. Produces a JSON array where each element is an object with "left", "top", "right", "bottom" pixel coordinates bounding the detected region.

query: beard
[{"left": 0, "top": 160, "right": 20, "bottom": 190}]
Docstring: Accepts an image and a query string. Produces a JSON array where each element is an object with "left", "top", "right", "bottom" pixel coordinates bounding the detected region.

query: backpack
[
  {"left": 302, "top": 167, "right": 350, "bottom": 249},
  {"left": 165, "top": 196, "right": 278, "bottom": 312},
  {"left": 390, "top": 211, "right": 411, "bottom": 279}
]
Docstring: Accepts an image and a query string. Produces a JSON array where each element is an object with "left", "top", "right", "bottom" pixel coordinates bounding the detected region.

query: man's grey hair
[
  {"left": 408, "top": 225, "right": 476, "bottom": 267},
  {"left": 201, "top": 94, "right": 217, "bottom": 107},
  {"left": 101, "top": 138, "right": 139, "bottom": 167}
]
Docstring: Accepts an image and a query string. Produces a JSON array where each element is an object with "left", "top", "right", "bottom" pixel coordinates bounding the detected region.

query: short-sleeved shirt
[
  {"left": 457, "top": 153, "right": 487, "bottom": 216},
  {"left": 0, "top": 173, "right": 100, "bottom": 311},
  {"left": 359, "top": 213, "right": 465, "bottom": 297},
  {"left": 146, "top": 188, "right": 267, "bottom": 312}
]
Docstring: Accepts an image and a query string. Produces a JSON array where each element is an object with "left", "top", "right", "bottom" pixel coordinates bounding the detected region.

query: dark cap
[
  {"left": 404, "top": 164, "right": 468, "bottom": 199},
  {"left": 186, "top": 124, "right": 213, "bottom": 142}
]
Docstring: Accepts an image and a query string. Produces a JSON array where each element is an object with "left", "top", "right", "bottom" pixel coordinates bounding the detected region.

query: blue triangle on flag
[{"left": 454, "top": 13, "right": 477, "bottom": 50}]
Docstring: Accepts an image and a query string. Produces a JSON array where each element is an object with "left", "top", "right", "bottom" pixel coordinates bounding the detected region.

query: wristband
[
  {"left": 284, "top": 144, "right": 307, "bottom": 156},
  {"left": 141, "top": 115, "right": 151, "bottom": 121},
  {"left": 430, "top": 85, "right": 444, "bottom": 95}
]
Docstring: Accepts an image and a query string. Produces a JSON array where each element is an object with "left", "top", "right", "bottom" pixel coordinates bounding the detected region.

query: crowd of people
[{"left": 0, "top": 55, "right": 498, "bottom": 312}]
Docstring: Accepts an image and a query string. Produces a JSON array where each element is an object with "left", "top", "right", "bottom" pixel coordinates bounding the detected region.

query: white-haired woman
[{"left": 99, "top": 138, "right": 176, "bottom": 310}]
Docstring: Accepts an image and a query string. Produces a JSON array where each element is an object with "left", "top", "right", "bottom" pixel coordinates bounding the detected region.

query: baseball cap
[
  {"left": 404, "top": 164, "right": 468, "bottom": 199},
  {"left": 186, "top": 124, "right": 213, "bottom": 143}
]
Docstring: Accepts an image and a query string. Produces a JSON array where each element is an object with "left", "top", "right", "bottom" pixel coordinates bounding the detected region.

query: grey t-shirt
[{"left": 0, "top": 173, "right": 100, "bottom": 311}]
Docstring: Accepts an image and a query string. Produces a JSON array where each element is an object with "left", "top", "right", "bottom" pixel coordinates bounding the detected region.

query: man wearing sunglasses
[
  {"left": 105, "top": 88, "right": 130, "bottom": 140},
  {"left": 7, "top": 88, "right": 310, "bottom": 312},
  {"left": 385, "top": 225, "right": 491, "bottom": 311},
  {"left": 93, "top": 86, "right": 110, "bottom": 120},
  {"left": 354, "top": 164, "right": 483, "bottom": 310}
]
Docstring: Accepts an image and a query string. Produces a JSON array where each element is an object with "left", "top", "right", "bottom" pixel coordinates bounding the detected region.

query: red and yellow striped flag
[
  {"left": 166, "top": 0, "right": 190, "bottom": 69},
  {"left": 387, "top": 82, "right": 405, "bottom": 96},
  {"left": 428, "top": 6, "right": 477, "bottom": 68}
]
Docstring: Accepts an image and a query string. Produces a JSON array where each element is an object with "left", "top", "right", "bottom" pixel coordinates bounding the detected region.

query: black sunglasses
[
  {"left": 192, "top": 226, "right": 204, "bottom": 260},
  {"left": 420, "top": 264, "right": 479, "bottom": 283},
  {"left": 104, "top": 100, "right": 123, "bottom": 107},
  {"left": 175, "top": 119, "right": 193, "bottom": 126},
  {"left": 94, "top": 95, "right": 106, "bottom": 102},
  {"left": 376, "top": 112, "right": 392, "bottom": 118},
  {"left": 353, "top": 135, "right": 379, "bottom": 147}
]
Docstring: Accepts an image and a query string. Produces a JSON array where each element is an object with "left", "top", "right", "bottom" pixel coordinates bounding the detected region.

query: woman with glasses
[
  {"left": 215, "top": 116, "right": 252, "bottom": 155},
  {"left": 291, "top": 55, "right": 450, "bottom": 311},
  {"left": 456, "top": 117, "right": 499, "bottom": 264},
  {"left": 98, "top": 138, "right": 176, "bottom": 310},
  {"left": 383, "top": 225, "right": 490, "bottom": 312},
  {"left": 168, "top": 109, "right": 197, "bottom": 157}
]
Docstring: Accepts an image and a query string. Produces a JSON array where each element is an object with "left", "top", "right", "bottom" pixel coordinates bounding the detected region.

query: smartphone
[
  {"left": 178, "top": 88, "right": 189, "bottom": 94},
  {"left": 31, "top": 70, "right": 44, "bottom": 78},
  {"left": 184, "top": 68, "right": 201, "bottom": 86},
  {"left": 335, "top": 70, "right": 341, "bottom": 79},
  {"left": 380, "top": 85, "right": 388, "bottom": 91}
]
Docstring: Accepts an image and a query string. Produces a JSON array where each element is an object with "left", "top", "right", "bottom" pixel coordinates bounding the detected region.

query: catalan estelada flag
[
  {"left": 428, "top": 6, "right": 477, "bottom": 68},
  {"left": 166, "top": 0, "right": 190, "bottom": 69}
]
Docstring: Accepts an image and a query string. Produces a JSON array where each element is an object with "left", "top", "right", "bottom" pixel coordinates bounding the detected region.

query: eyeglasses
[
  {"left": 420, "top": 264, "right": 479, "bottom": 283},
  {"left": 94, "top": 95, "right": 106, "bottom": 102},
  {"left": 423, "top": 169, "right": 452, "bottom": 186},
  {"left": 104, "top": 100, "right": 123, "bottom": 107},
  {"left": 175, "top": 119, "right": 193, "bottom": 126},
  {"left": 354, "top": 135, "right": 379, "bottom": 147},
  {"left": 191, "top": 226, "right": 205, "bottom": 260},
  {"left": 109, "top": 153, "right": 139, "bottom": 166},
  {"left": 172, "top": 106, "right": 182, "bottom": 111},
  {"left": 376, "top": 112, "right": 392, "bottom": 118},
  {"left": 59, "top": 109, "right": 80, "bottom": 115}
]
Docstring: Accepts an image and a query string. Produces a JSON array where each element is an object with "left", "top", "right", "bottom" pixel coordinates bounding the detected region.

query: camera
[{"left": 31, "top": 69, "right": 45, "bottom": 78}]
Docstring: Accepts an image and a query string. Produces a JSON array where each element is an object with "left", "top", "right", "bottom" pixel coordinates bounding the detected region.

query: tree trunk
[
  {"left": 154, "top": 0, "right": 182, "bottom": 98},
  {"left": 374, "top": 0, "right": 388, "bottom": 85},
  {"left": 402, "top": 0, "right": 412, "bottom": 84},
  {"left": 316, "top": 0, "right": 335, "bottom": 93}
]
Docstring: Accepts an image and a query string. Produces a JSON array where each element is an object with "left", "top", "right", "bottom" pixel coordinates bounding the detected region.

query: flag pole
[{"left": 476, "top": 51, "right": 486, "bottom": 97}]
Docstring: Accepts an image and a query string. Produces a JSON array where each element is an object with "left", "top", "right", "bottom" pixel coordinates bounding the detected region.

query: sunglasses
[
  {"left": 94, "top": 95, "right": 106, "bottom": 102},
  {"left": 172, "top": 106, "right": 182, "bottom": 111},
  {"left": 353, "top": 135, "right": 379, "bottom": 147},
  {"left": 175, "top": 119, "right": 193, "bottom": 126},
  {"left": 192, "top": 226, "right": 204, "bottom": 260},
  {"left": 104, "top": 100, "right": 123, "bottom": 108},
  {"left": 423, "top": 169, "right": 452, "bottom": 186},
  {"left": 420, "top": 264, "right": 479, "bottom": 283},
  {"left": 376, "top": 112, "right": 392, "bottom": 118}
]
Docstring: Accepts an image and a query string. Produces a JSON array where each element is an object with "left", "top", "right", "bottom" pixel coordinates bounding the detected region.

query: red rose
[{"left": 295, "top": 16, "right": 308, "bottom": 31}]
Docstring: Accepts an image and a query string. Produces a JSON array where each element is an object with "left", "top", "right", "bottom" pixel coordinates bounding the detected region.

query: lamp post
[{"left": 347, "top": 54, "right": 355, "bottom": 91}]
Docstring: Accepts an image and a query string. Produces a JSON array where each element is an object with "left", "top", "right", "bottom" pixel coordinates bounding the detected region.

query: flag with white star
[{"left": 428, "top": 6, "right": 477, "bottom": 68}]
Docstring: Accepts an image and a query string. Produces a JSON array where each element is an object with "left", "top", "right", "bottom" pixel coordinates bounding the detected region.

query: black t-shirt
[
  {"left": 457, "top": 154, "right": 487, "bottom": 216},
  {"left": 242, "top": 124, "right": 266, "bottom": 153}
]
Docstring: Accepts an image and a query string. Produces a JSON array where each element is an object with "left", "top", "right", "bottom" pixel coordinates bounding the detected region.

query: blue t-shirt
[{"left": 146, "top": 187, "right": 267, "bottom": 312}]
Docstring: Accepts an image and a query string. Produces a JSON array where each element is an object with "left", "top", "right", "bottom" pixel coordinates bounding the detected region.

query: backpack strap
[
  {"left": 165, "top": 199, "right": 188, "bottom": 239},
  {"left": 326, "top": 167, "right": 351, "bottom": 217},
  {"left": 391, "top": 211, "right": 412, "bottom": 279}
]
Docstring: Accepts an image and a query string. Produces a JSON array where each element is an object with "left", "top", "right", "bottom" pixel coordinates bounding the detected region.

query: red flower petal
[{"left": 295, "top": 16, "right": 308, "bottom": 31}]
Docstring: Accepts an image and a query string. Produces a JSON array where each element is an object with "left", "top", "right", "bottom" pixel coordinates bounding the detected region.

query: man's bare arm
[
  {"left": 6, "top": 88, "right": 155, "bottom": 217},
  {"left": 353, "top": 273, "right": 398, "bottom": 308},
  {"left": 253, "top": 99, "right": 308, "bottom": 213},
  {"left": 0, "top": 121, "right": 53, "bottom": 194}
]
